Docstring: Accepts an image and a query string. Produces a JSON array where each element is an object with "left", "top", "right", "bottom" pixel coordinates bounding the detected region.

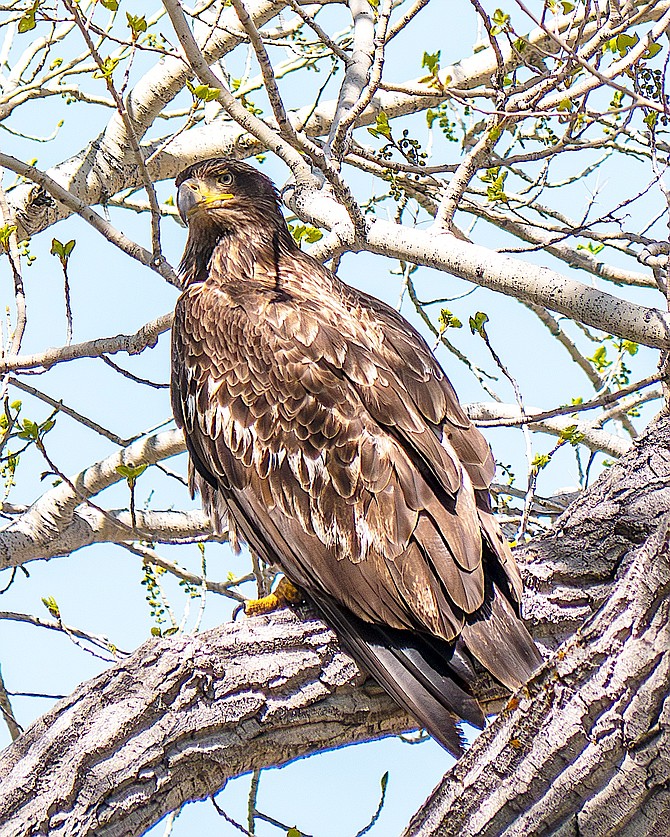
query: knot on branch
[
  {"left": 639, "top": 242, "right": 670, "bottom": 271},
  {"left": 13, "top": 185, "right": 54, "bottom": 238}
]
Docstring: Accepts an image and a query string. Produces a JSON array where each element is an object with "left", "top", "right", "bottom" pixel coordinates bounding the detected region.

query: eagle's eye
[{"left": 218, "top": 172, "right": 234, "bottom": 187}]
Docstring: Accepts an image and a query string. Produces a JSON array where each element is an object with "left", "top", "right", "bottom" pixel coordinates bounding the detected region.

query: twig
[
  {"left": 0, "top": 610, "right": 127, "bottom": 656},
  {"left": 63, "top": 0, "right": 165, "bottom": 262},
  {"left": 119, "top": 542, "right": 252, "bottom": 601},
  {"left": 474, "top": 374, "right": 662, "bottom": 427},
  {"left": 101, "top": 355, "right": 169, "bottom": 389},
  {"left": 8, "top": 377, "right": 129, "bottom": 446}
]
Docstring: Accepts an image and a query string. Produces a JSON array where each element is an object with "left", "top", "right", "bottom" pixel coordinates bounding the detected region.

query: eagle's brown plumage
[{"left": 171, "top": 158, "right": 542, "bottom": 755}]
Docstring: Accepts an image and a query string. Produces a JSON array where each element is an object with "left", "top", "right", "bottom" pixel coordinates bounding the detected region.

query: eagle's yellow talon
[{"left": 244, "top": 577, "right": 303, "bottom": 616}]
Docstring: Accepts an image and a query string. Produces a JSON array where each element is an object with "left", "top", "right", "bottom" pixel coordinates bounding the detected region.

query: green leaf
[
  {"left": 287, "top": 829, "right": 302, "bottom": 837},
  {"left": 93, "top": 56, "right": 120, "bottom": 79},
  {"left": 51, "top": 238, "right": 75, "bottom": 267},
  {"left": 191, "top": 84, "right": 220, "bottom": 102},
  {"left": 469, "top": 312, "right": 489, "bottom": 336},
  {"left": 421, "top": 50, "right": 441, "bottom": 76},
  {"left": 42, "top": 595, "right": 61, "bottom": 619},
  {"left": 18, "top": 12, "right": 36, "bottom": 33},
  {"left": 116, "top": 463, "right": 148, "bottom": 481},
  {"left": 491, "top": 8, "right": 510, "bottom": 35},
  {"left": 588, "top": 345, "right": 612, "bottom": 372},
  {"left": 557, "top": 99, "right": 573, "bottom": 112},
  {"left": 367, "top": 110, "right": 391, "bottom": 139},
  {"left": 479, "top": 167, "right": 499, "bottom": 183},
  {"left": 18, "top": 0, "right": 39, "bottom": 33},
  {"left": 126, "top": 12, "right": 148, "bottom": 34},
  {"left": 438, "top": 309, "right": 462, "bottom": 330},
  {"left": 481, "top": 167, "right": 508, "bottom": 202},
  {"left": 17, "top": 418, "right": 39, "bottom": 440},
  {"left": 305, "top": 229, "right": 322, "bottom": 243},
  {"left": 576, "top": 241, "right": 604, "bottom": 255},
  {"left": 531, "top": 453, "right": 550, "bottom": 470},
  {"left": 99, "top": 0, "right": 118, "bottom": 10},
  {"left": 643, "top": 43, "right": 662, "bottom": 60},
  {"left": 558, "top": 424, "right": 583, "bottom": 445},
  {"left": 622, "top": 340, "right": 638, "bottom": 356},
  {"left": 380, "top": 771, "right": 389, "bottom": 792},
  {"left": 644, "top": 112, "right": 658, "bottom": 129},
  {"left": 289, "top": 223, "right": 323, "bottom": 245},
  {"left": 0, "top": 224, "right": 17, "bottom": 251},
  {"left": 150, "top": 626, "right": 162, "bottom": 637},
  {"left": 615, "top": 33, "right": 638, "bottom": 55}
]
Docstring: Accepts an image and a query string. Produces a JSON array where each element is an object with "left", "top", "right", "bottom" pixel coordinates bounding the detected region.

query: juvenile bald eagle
[{"left": 171, "top": 158, "right": 542, "bottom": 755}]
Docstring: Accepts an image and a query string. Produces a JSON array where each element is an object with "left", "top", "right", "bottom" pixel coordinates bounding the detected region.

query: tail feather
[
  {"left": 461, "top": 584, "right": 543, "bottom": 692},
  {"left": 310, "top": 592, "right": 485, "bottom": 756}
]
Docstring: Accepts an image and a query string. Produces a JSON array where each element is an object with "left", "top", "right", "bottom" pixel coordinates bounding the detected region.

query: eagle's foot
[{"left": 244, "top": 577, "right": 303, "bottom": 617}]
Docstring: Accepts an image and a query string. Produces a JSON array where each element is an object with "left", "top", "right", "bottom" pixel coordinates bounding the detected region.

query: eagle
[{"left": 171, "top": 157, "right": 542, "bottom": 755}]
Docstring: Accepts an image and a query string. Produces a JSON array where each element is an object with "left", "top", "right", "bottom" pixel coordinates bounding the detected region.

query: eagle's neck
[{"left": 179, "top": 214, "right": 299, "bottom": 291}]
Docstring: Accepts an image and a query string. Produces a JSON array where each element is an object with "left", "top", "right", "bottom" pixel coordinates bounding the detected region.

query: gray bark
[
  {"left": 1, "top": 416, "right": 670, "bottom": 836},
  {"left": 0, "top": 613, "right": 411, "bottom": 837}
]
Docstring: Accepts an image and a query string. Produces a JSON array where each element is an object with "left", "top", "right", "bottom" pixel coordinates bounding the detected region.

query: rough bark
[
  {"left": 519, "top": 411, "right": 670, "bottom": 651},
  {"left": 1, "top": 415, "right": 670, "bottom": 836},
  {"left": 0, "top": 612, "right": 411, "bottom": 837},
  {"left": 404, "top": 512, "right": 670, "bottom": 836}
]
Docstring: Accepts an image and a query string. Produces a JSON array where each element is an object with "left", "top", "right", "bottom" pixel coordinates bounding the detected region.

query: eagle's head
[
  {"left": 175, "top": 158, "right": 293, "bottom": 285},
  {"left": 175, "top": 158, "right": 282, "bottom": 232}
]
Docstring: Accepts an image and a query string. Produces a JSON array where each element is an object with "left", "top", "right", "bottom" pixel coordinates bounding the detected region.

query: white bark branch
[
  {"left": 0, "top": 313, "right": 172, "bottom": 373},
  {"left": 285, "top": 185, "right": 669, "bottom": 349},
  {"left": 466, "top": 402, "right": 632, "bottom": 457},
  {"left": 0, "top": 430, "right": 194, "bottom": 570}
]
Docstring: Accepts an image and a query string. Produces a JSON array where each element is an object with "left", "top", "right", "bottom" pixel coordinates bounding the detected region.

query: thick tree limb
[
  {"left": 1, "top": 415, "right": 670, "bottom": 836},
  {"left": 0, "top": 611, "right": 411, "bottom": 837}
]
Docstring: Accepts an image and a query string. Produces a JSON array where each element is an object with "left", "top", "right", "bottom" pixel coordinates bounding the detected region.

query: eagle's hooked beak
[{"left": 177, "top": 178, "right": 234, "bottom": 223}]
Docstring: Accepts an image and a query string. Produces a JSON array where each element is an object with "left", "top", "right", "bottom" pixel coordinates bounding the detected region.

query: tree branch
[
  {"left": 0, "top": 611, "right": 412, "bottom": 837},
  {"left": 404, "top": 513, "right": 670, "bottom": 836}
]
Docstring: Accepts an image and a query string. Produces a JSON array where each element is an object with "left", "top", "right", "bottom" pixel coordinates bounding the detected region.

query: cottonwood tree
[{"left": 0, "top": 0, "right": 669, "bottom": 834}]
